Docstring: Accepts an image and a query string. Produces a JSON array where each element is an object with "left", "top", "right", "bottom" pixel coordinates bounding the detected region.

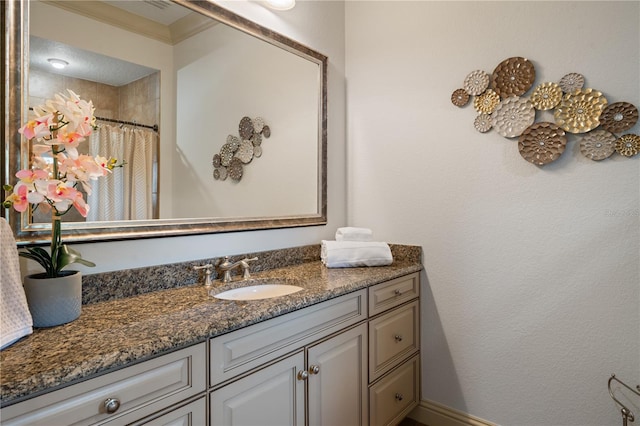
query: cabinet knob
[
  {"left": 394, "top": 289, "right": 402, "bottom": 296},
  {"left": 394, "top": 334, "right": 403, "bottom": 342},
  {"left": 395, "top": 393, "right": 404, "bottom": 402},
  {"left": 103, "top": 397, "right": 121, "bottom": 414},
  {"left": 297, "top": 370, "right": 309, "bottom": 381},
  {"left": 309, "top": 365, "right": 320, "bottom": 375}
]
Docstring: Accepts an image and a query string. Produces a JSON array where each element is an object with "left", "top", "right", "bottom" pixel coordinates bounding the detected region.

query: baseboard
[{"left": 407, "top": 399, "right": 497, "bottom": 426}]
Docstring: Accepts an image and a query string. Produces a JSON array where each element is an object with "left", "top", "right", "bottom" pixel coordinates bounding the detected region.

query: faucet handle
[
  {"left": 193, "top": 264, "right": 214, "bottom": 287},
  {"left": 240, "top": 257, "right": 258, "bottom": 279}
]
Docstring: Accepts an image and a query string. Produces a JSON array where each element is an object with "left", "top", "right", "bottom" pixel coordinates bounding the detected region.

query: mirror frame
[{"left": 2, "top": 0, "right": 327, "bottom": 245}]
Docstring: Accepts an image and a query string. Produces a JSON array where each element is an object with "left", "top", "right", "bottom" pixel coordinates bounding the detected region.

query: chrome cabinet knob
[
  {"left": 103, "top": 397, "right": 121, "bottom": 414},
  {"left": 394, "top": 289, "right": 402, "bottom": 296},
  {"left": 309, "top": 365, "right": 320, "bottom": 375},
  {"left": 394, "top": 334, "right": 403, "bottom": 342},
  {"left": 297, "top": 370, "right": 309, "bottom": 381},
  {"left": 395, "top": 393, "right": 404, "bottom": 402}
]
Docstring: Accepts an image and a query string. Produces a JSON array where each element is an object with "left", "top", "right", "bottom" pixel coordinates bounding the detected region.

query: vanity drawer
[
  {"left": 1, "top": 343, "right": 206, "bottom": 426},
  {"left": 210, "top": 289, "right": 367, "bottom": 387},
  {"left": 369, "top": 354, "right": 420, "bottom": 426},
  {"left": 369, "top": 300, "right": 419, "bottom": 381},
  {"left": 368, "top": 273, "right": 419, "bottom": 316}
]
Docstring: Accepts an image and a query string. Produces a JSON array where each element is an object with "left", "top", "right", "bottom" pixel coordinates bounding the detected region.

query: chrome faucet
[{"left": 217, "top": 256, "right": 258, "bottom": 283}]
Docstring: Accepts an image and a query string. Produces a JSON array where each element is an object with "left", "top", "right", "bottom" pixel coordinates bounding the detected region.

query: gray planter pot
[{"left": 23, "top": 271, "right": 82, "bottom": 328}]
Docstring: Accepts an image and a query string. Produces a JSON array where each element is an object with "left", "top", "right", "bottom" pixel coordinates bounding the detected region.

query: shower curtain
[{"left": 87, "top": 125, "right": 155, "bottom": 221}]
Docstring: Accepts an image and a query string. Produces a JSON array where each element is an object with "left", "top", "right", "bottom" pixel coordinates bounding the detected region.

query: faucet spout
[{"left": 217, "top": 256, "right": 258, "bottom": 282}]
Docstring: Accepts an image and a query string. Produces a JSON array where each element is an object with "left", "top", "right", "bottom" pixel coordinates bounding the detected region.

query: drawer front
[
  {"left": 369, "top": 355, "right": 420, "bottom": 426},
  {"left": 2, "top": 343, "right": 206, "bottom": 426},
  {"left": 369, "top": 300, "right": 419, "bottom": 381},
  {"left": 368, "top": 273, "right": 419, "bottom": 316},
  {"left": 210, "top": 289, "right": 366, "bottom": 387}
]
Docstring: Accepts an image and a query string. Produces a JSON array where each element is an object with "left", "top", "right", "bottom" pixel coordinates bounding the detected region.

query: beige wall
[{"left": 346, "top": 1, "right": 639, "bottom": 425}]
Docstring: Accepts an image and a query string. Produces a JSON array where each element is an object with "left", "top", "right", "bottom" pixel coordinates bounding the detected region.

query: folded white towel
[
  {"left": 335, "top": 227, "right": 373, "bottom": 242},
  {"left": 321, "top": 240, "right": 393, "bottom": 268},
  {"left": 1, "top": 218, "right": 33, "bottom": 349}
]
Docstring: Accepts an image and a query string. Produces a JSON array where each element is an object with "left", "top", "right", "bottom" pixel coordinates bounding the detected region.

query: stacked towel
[
  {"left": 321, "top": 240, "right": 393, "bottom": 268},
  {"left": 335, "top": 227, "right": 373, "bottom": 242},
  {"left": 1, "top": 218, "right": 33, "bottom": 349}
]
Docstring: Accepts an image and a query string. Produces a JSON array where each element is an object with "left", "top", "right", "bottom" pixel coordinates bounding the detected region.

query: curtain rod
[
  {"left": 95, "top": 116, "right": 158, "bottom": 132},
  {"left": 28, "top": 107, "right": 158, "bottom": 132}
]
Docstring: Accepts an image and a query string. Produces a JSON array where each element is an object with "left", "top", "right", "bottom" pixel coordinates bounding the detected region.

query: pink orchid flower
[
  {"left": 18, "top": 113, "right": 54, "bottom": 140},
  {"left": 16, "top": 168, "right": 49, "bottom": 184}
]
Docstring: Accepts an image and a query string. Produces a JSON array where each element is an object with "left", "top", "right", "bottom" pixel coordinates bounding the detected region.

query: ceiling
[{"left": 30, "top": 0, "right": 193, "bottom": 86}]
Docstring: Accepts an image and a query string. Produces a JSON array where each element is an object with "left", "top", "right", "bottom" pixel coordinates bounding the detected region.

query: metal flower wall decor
[
  {"left": 451, "top": 56, "right": 639, "bottom": 166},
  {"left": 212, "top": 116, "right": 271, "bottom": 181}
]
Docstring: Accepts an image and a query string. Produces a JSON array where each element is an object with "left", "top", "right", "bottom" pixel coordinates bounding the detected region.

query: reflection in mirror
[{"left": 3, "top": 0, "right": 327, "bottom": 244}]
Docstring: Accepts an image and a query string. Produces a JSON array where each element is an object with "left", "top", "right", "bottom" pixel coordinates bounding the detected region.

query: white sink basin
[{"left": 214, "top": 284, "right": 303, "bottom": 301}]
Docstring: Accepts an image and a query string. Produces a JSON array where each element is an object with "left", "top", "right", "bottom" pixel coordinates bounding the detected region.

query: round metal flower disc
[
  {"left": 262, "top": 125, "right": 271, "bottom": 138},
  {"left": 600, "top": 102, "right": 639, "bottom": 133},
  {"left": 579, "top": 130, "right": 616, "bottom": 161},
  {"left": 559, "top": 73, "right": 585, "bottom": 94},
  {"left": 615, "top": 134, "right": 640, "bottom": 157},
  {"left": 220, "top": 143, "right": 235, "bottom": 166},
  {"left": 491, "top": 57, "right": 536, "bottom": 99},
  {"left": 491, "top": 96, "right": 536, "bottom": 138},
  {"left": 554, "top": 88, "right": 608, "bottom": 134},
  {"left": 451, "top": 88, "right": 470, "bottom": 107},
  {"left": 518, "top": 122, "right": 567, "bottom": 166},
  {"left": 253, "top": 117, "right": 265, "bottom": 133},
  {"left": 252, "top": 132, "right": 262, "bottom": 147},
  {"left": 530, "top": 82, "right": 562, "bottom": 111},
  {"left": 226, "top": 135, "right": 240, "bottom": 150},
  {"left": 213, "top": 166, "right": 228, "bottom": 181},
  {"left": 474, "top": 113, "right": 492, "bottom": 133},
  {"left": 253, "top": 145, "right": 263, "bottom": 158},
  {"left": 463, "top": 70, "right": 490, "bottom": 96},
  {"left": 212, "top": 153, "right": 221, "bottom": 168},
  {"left": 473, "top": 89, "right": 500, "bottom": 114},
  {"left": 236, "top": 139, "right": 254, "bottom": 164},
  {"left": 228, "top": 157, "right": 244, "bottom": 181},
  {"left": 239, "top": 116, "right": 254, "bottom": 139}
]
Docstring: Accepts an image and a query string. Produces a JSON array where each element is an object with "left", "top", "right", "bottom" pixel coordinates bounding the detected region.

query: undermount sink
[{"left": 214, "top": 284, "right": 303, "bottom": 301}]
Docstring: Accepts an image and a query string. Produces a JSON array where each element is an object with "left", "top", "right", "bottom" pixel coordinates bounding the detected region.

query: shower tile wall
[{"left": 28, "top": 69, "right": 159, "bottom": 128}]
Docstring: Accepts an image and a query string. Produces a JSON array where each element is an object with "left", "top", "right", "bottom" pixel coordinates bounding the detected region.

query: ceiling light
[
  {"left": 47, "top": 58, "right": 69, "bottom": 69},
  {"left": 263, "top": 0, "right": 295, "bottom": 11}
]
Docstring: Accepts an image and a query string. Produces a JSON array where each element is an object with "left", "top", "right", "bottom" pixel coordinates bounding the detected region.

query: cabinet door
[
  {"left": 132, "top": 397, "right": 206, "bottom": 426},
  {"left": 307, "top": 323, "right": 368, "bottom": 426},
  {"left": 210, "top": 351, "right": 305, "bottom": 426}
]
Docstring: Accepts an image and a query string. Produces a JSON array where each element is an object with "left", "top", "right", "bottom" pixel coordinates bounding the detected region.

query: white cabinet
[
  {"left": 307, "top": 323, "right": 368, "bottom": 426},
  {"left": 210, "top": 322, "right": 368, "bottom": 426},
  {"left": 367, "top": 273, "right": 421, "bottom": 426},
  {"left": 210, "top": 352, "right": 305, "bottom": 426},
  {"left": 1, "top": 343, "right": 207, "bottom": 426},
  {"left": 1, "top": 272, "right": 421, "bottom": 426}
]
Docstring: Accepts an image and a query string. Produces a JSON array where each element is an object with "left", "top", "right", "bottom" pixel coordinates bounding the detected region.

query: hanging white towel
[
  {"left": 0, "top": 218, "right": 33, "bottom": 349},
  {"left": 321, "top": 240, "right": 393, "bottom": 268},
  {"left": 335, "top": 227, "right": 373, "bottom": 242}
]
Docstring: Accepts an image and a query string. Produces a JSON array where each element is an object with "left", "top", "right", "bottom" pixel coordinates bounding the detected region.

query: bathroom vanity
[{"left": 0, "top": 245, "right": 422, "bottom": 425}]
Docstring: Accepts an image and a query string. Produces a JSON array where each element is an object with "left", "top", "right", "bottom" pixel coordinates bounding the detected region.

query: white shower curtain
[{"left": 87, "top": 125, "right": 155, "bottom": 221}]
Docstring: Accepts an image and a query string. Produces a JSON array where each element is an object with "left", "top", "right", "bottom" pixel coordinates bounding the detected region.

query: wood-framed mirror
[{"left": 2, "top": 0, "right": 327, "bottom": 245}]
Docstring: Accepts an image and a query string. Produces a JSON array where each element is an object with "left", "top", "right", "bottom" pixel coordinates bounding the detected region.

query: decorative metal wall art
[
  {"left": 212, "top": 116, "right": 270, "bottom": 182},
  {"left": 451, "top": 56, "right": 639, "bottom": 165}
]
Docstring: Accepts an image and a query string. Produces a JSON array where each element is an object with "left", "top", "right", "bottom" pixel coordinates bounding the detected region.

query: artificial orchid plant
[{"left": 3, "top": 90, "right": 121, "bottom": 278}]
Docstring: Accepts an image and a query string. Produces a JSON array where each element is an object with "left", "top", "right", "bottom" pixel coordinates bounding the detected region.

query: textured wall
[{"left": 345, "top": 2, "right": 639, "bottom": 425}]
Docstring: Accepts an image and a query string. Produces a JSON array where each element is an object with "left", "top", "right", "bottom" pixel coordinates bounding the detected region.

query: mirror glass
[{"left": 4, "top": 0, "right": 327, "bottom": 243}]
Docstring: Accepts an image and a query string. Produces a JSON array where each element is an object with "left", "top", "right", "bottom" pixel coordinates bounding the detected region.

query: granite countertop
[{"left": 0, "top": 244, "right": 422, "bottom": 406}]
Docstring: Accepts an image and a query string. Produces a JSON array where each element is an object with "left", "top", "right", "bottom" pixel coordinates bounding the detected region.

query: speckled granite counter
[{"left": 0, "top": 244, "right": 422, "bottom": 407}]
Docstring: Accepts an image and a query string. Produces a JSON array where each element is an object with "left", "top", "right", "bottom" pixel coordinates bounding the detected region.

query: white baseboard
[{"left": 407, "top": 399, "right": 497, "bottom": 426}]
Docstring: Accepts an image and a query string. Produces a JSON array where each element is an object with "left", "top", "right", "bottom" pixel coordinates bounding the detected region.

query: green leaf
[{"left": 58, "top": 245, "right": 96, "bottom": 270}]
